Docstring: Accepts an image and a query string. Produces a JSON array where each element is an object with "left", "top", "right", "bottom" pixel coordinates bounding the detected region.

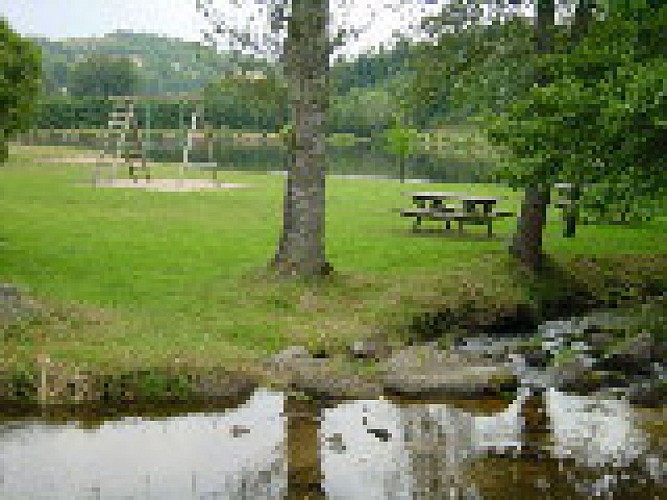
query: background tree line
[{"left": 30, "top": 23, "right": 537, "bottom": 135}]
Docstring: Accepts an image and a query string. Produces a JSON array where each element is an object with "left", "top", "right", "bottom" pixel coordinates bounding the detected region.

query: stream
[
  {"left": 1, "top": 386, "right": 664, "bottom": 498},
  {"left": 1, "top": 313, "right": 665, "bottom": 498}
]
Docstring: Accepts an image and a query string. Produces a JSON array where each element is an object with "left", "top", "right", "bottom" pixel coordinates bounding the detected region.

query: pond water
[
  {"left": 24, "top": 132, "right": 493, "bottom": 183},
  {"left": 1, "top": 388, "right": 664, "bottom": 498}
]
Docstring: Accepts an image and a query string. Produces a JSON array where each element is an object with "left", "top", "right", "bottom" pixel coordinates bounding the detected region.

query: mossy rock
[{"left": 599, "top": 331, "right": 656, "bottom": 375}]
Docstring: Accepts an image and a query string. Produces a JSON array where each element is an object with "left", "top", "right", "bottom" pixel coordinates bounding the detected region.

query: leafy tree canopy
[
  {"left": 383, "top": 116, "right": 419, "bottom": 159},
  {"left": 487, "top": 0, "right": 666, "bottom": 221},
  {"left": 0, "top": 18, "right": 42, "bottom": 161},
  {"left": 202, "top": 71, "right": 288, "bottom": 130},
  {"left": 68, "top": 54, "right": 140, "bottom": 97},
  {"left": 402, "top": 9, "right": 537, "bottom": 127}
]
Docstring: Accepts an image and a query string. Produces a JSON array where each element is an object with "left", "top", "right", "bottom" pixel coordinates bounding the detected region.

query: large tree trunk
[
  {"left": 273, "top": 0, "right": 331, "bottom": 277},
  {"left": 510, "top": 184, "right": 551, "bottom": 269},
  {"left": 510, "top": 0, "right": 555, "bottom": 270}
]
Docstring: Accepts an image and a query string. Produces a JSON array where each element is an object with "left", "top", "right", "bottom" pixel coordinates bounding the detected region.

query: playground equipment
[{"left": 93, "top": 93, "right": 218, "bottom": 185}]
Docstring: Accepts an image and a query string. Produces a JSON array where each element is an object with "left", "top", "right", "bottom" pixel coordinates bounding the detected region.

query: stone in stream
[
  {"left": 578, "top": 324, "right": 626, "bottom": 353},
  {"left": 349, "top": 340, "right": 379, "bottom": 360},
  {"left": 626, "top": 376, "right": 667, "bottom": 406},
  {"left": 518, "top": 346, "right": 553, "bottom": 368},
  {"left": 599, "top": 331, "right": 656, "bottom": 375},
  {"left": 266, "top": 345, "right": 311, "bottom": 367},
  {"left": 547, "top": 355, "right": 604, "bottom": 393}
]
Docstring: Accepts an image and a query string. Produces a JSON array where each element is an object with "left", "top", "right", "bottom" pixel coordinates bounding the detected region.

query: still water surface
[{"left": 1, "top": 388, "right": 664, "bottom": 498}]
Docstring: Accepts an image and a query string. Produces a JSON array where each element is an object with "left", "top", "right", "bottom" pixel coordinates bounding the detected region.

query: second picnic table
[{"left": 399, "top": 191, "right": 514, "bottom": 237}]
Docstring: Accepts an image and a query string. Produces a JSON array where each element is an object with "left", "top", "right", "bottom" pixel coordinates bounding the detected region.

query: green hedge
[{"left": 33, "top": 95, "right": 285, "bottom": 131}]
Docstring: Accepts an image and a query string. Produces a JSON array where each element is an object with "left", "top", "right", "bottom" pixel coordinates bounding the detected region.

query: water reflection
[
  {"left": 0, "top": 389, "right": 286, "bottom": 498},
  {"left": 546, "top": 389, "right": 647, "bottom": 468},
  {"left": 321, "top": 391, "right": 526, "bottom": 498},
  {"left": 0, "top": 388, "right": 664, "bottom": 498}
]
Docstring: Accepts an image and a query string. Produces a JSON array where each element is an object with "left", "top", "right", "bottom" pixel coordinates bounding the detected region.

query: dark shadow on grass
[{"left": 393, "top": 227, "right": 511, "bottom": 242}]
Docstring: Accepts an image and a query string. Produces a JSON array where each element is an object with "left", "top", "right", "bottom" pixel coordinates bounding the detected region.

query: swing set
[{"left": 93, "top": 93, "right": 218, "bottom": 184}]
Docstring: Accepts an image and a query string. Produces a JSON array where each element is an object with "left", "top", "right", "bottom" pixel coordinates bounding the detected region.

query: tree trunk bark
[
  {"left": 273, "top": 0, "right": 331, "bottom": 277},
  {"left": 510, "top": 184, "right": 551, "bottom": 269},
  {"left": 510, "top": 0, "right": 555, "bottom": 270}
]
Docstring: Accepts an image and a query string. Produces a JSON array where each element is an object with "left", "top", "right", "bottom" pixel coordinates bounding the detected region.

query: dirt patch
[
  {"left": 39, "top": 157, "right": 104, "bottom": 164},
  {"left": 84, "top": 179, "right": 252, "bottom": 192}
]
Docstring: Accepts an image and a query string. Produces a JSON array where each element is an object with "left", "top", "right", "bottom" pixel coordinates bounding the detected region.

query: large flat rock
[
  {"left": 264, "top": 346, "right": 383, "bottom": 400},
  {"left": 381, "top": 344, "right": 517, "bottom": 396}
]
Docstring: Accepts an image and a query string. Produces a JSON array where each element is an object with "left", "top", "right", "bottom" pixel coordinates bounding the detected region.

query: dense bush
[{"left": 1, "top": 18, "right": 42, "bottom": 160}]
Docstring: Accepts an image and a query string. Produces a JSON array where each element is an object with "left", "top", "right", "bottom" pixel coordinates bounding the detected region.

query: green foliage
[
  {"left": 203, "top": 72, "right": 288, "bottom": 131},
  {"left": 35, "top": 31, "right": 265, "bottom": 97},
  {"left": 487, "top": 1, "right": 666, "bottom": 221},
  {"left": 34, "top": 96, "right": 201, "bottom": 130},
  {"left": 133, "top": 370, "right": 193, "bottom": 401},
  {"left": 69, "top": 54, "right": 139, "bottom": 97},
  {"left": 0, "top": 18, "right": 42, "bottom": 161},
  {"left": 328, "top": 87, "right": 395, "bottom": 136},
  {"left": 330, "top": 41, "right": 413, "bottom": 96},
  {"left": 383, "top": 120, "right": 419, "bottom": 159},
  {"left": 34, "top": 96, "right": 112, "bottom": 129},
  {"left": 403, "top": 15, "right": 536, "bottom": 126}
]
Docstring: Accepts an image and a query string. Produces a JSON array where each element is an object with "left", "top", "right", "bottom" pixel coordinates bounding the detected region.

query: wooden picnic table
[
  {"left": 408, "top": 191, "right": 505, "bottom": 214},
  {"left": 399, "top": 191, "right": 513, "bottom": 237}
]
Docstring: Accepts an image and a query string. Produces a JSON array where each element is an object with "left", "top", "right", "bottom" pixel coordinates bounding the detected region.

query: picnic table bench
[{"left": 399, "top": 191, "right": 514, "bottom": 237}]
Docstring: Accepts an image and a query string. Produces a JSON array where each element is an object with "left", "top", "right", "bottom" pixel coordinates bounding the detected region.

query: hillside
[
  {"left": 35, "top": 30, "right": 414, "bottom": 99},
  {"left": 35, "top": 31, "right": 271, "bottom": 96}
]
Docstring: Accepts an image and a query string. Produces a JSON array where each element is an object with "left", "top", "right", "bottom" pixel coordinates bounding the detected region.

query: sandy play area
[
  {"left": 86, "top": 178, "right": 252, "bottom": 192},
  {"left": 40, "top": 157, "right": 104, "bottom": 164}
]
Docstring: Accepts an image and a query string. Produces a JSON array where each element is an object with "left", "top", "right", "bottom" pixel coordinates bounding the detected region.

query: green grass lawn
[{"left": 1, "top": 144, "right": 665, "bottom": 374}]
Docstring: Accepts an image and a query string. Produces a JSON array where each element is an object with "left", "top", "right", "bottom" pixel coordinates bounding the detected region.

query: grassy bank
[{"left": 1, "top": 145, "right": 665, "bottom": 402}]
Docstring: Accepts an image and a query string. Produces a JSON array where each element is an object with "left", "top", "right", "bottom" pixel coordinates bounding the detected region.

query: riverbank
[
  {"left": 2, "top": 254, "right": 664, "bottom": 407},
  {"left": 2, "top": 291, "right": 665, "bottom": 407},
  {"left": 1, "top": 145, "right": 665, "bottom": 406}
]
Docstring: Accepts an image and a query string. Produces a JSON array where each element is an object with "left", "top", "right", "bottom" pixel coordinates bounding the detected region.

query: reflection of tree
[
  {"left": 546, "top": 389, "right": 646, "bottom": 468},
  {"left": 399, "top": 404, "right": 474, "bottom": 498},
  {"left": 520, "top": 389, "right": 550, "bottom": 459},
  {"left": 212, "top": 392, "right": 327, "bottom": 498},
  {"left": 225, "top": 389, "right": 662, "bottom": 499},
  {"left": 396, "top": 391, "right": 533, "bottom": 497},
  {"left": 285, "top": 395, "right": 325, "bottom": 499},
  {"left": 226, "top": 443, "right": 286, "bottom": 499}
]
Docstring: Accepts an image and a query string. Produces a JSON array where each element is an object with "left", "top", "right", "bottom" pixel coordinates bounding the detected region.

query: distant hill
[
  {"left": 35, "top": 31, "right": 271, "bottom": 96},
  {"left": 32, "top": 30, "right": 422, "bottom": 134},
  {"left": 35, "top": 30, "right": 414, "bottom": 99}
]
